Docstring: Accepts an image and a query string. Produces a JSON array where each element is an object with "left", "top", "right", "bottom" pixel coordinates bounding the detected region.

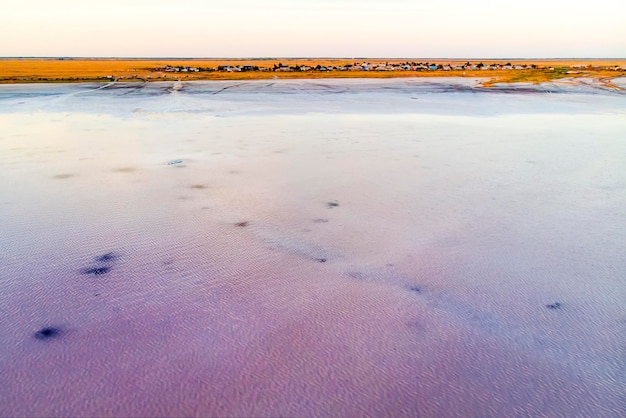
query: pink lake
[{"left": 1, "top": 79, "right": 625, "bottom": 417}]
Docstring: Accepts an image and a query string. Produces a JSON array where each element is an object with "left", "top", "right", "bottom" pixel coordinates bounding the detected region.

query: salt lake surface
[{"left": 1, "top": 78, "right": 625, "bottom": 417}]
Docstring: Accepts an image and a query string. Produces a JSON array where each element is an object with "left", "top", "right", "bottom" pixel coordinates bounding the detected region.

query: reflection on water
[{"left": 1, "top": 80, "right": 625, "bottom": 417}]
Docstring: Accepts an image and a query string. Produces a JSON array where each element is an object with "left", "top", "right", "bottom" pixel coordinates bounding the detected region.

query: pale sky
[{"left": 2, "top": 0, "right": 625, "bottom": 58}]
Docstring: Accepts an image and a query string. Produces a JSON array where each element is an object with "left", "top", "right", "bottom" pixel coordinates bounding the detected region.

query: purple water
[{"left": 1, "top": 78, "right": 625, "bottom": 417}]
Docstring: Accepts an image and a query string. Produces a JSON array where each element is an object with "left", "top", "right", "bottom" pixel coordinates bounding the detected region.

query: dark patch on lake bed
[
  {"left": 81, "top": 266, "right": 111, "bottom": 276},
  {"left": 81, "top": 251, "right": 119, "bottom": 275},
  {"left": 347, "top": 271, "right": 367, "bottom": 280},
  {"left": 327, "top": 201, "right": 340, "bottom": 208},
  {"left": 95, "top": 252, "right": 117, "bottom": 263},
  {"left": 235, "top": 221, "right": 250, "bottom": 227},
  {"left": 34, "top": 327, "right": 62, "bottom": 340}
]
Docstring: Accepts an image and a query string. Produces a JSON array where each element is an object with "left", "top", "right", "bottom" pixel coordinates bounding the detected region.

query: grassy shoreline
[{"left": 1, "top": 58, "right": 624, "bottom": 86}]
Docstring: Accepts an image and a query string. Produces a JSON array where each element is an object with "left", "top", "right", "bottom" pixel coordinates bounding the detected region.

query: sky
[{"left": 2, "top": 0, "right": 625, "bottom": 58}]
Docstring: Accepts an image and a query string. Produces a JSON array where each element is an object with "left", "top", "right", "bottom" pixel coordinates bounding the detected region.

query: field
[{"left": 1, "top": 58, "right": 624, "bottom": 86}]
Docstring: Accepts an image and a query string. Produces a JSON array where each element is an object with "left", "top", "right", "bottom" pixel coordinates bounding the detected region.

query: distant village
[{"left": 156, "top": 61, "right": 624, "bottom": 74}]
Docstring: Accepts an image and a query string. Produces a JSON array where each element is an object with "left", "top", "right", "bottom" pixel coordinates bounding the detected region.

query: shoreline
[
  {"left": 1, "top": 75, "right": 624, "bottom": 92},
  {"left": 1, "top": 58, "right": 624, "bottom": 86}
]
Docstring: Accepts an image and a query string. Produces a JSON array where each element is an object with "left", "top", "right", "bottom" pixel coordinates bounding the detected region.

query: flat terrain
[{"left": 1, "top": 58, "right": 624, "bottom": 86}]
